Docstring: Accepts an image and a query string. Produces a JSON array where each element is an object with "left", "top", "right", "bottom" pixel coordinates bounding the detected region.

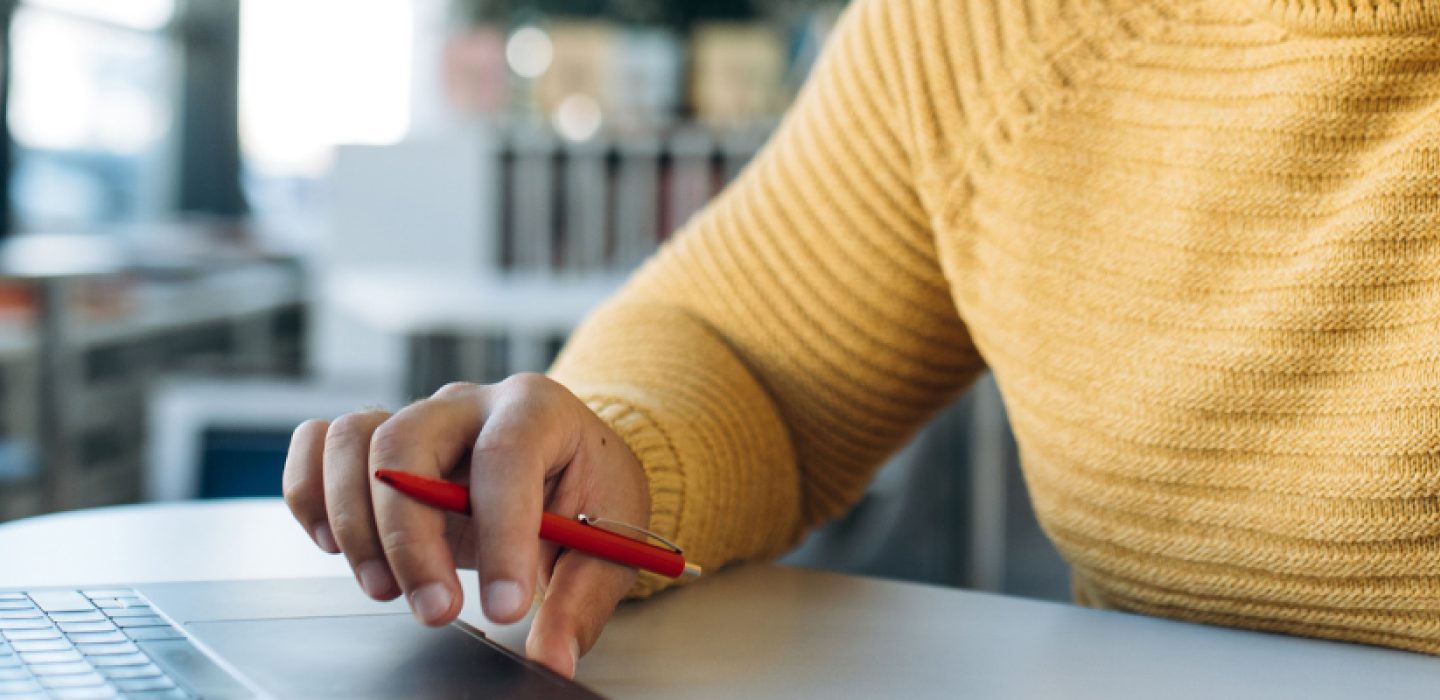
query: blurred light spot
[
  {"left": 27, "top": 0, "right": 174, "bottom": 30},
  {"left": 554, "top": 94, "right": 602, "bottom": 142},
  {"left": 506, "top": 27, "right": 552, "bottom": 79},
  {"left": 97, "top": 87, "right": 168, "bottom": 155},
  {"left": 240, "top": 0, "right": 413, "bottom": 174},
  {"left": 9, "top": 10, "right": 96, "bottom": 151},
  {"left": 8, "top": 8, "right": 171, "bottom": 156}
]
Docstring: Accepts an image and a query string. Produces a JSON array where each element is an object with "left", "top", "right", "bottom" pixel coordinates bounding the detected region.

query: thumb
[{"left": 524, "top": 550, "right": 637, "bottom": 679}]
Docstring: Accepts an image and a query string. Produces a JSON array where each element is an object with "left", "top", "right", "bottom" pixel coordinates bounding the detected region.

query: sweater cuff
[{"left": 577, "top": 394, "right": 687, "bottom": 598}]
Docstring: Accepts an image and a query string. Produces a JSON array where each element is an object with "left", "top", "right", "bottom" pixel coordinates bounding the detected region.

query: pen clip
[{"left": 576, "top": 514, "right": 684, "bottom": 555}]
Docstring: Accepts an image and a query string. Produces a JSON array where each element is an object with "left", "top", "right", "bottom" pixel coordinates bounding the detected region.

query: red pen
[{"left": 373, "top": 469, "right": 701, "bottom": 580}]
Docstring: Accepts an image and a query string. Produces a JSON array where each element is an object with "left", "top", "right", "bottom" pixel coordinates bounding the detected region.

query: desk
[{"left": 3, "top": 499, "right": 1439, "bottom": 699}]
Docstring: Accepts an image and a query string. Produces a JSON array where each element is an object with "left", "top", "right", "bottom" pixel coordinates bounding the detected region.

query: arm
[
  {"left": 283, "top": 0, "right": 991, "bottom": 678},
  {"left": 551, "top": 0, "right": 987, "bottom": 594}
]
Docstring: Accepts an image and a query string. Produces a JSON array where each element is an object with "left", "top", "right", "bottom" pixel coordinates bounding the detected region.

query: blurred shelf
[
  {"left": 324, "top": 268, "right": 625, "bottom": 336},
  {"left": 81, "top": 263, "right": 305, "bottom": 346}
]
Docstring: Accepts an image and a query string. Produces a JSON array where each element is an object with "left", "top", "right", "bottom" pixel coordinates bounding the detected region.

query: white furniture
[
  {"left": 3, "top": 499, "right": 1438, "bottom": 699},
  {"left": 145, "top": 380, "right": 401, "bottom": 501}
]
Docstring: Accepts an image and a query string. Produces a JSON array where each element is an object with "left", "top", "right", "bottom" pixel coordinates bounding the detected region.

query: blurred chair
[{"left": 146, "top": 378, "right": 399, "bottom": 501}]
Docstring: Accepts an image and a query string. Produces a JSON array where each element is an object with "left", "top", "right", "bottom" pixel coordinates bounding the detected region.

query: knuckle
[
  {"left": 327, "top": 508, "right": 372, "bottom": 543},
  {"left": 431, "top": 382, "right": 478, "bottom": 401},
  {"left": 502, "top": 372, "right": 553, "bottom": 396},
  {"left": 378, "top": 525, "right": 431, "bottom": 559},
  {"left": 290, "top": 419, "right": 328, "bottom": 447},
  {"left": 326, "top": 413, "right": 377, "bottom": 450},
  {"left": 367, "top": 421, "right": 411, "bottom": 466},
  {"left": 470, "top": 435, "right": 531, "bottom": 471},
  {"left": 280, "top": 471, "right": 311, "bottom": 507}
]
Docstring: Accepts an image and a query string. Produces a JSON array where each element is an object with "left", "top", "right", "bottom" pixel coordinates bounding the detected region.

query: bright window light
[
  {"left": 26, "top": 0, "right": 174, "bottom": 30},
  {"left": 240, "top": 0, "right": 413, "bottom": 174},
  {"left": 8, "top": 8, "right": 170, "bottom": 155}
]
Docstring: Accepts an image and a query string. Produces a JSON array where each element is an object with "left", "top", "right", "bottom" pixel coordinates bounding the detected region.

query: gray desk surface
[{"left": 2, "top": 499, "right": 1438, "bottom": 699}]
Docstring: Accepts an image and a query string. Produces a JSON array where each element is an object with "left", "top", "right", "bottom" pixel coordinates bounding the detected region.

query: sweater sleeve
[{"left": 548, "top": 0, "right": 987, "bottom": 595}]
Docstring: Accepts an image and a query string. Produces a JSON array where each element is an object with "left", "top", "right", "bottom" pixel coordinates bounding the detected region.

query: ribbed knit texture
[{"left": 550, "top": 0, "right": 1440, "bottom": 653}]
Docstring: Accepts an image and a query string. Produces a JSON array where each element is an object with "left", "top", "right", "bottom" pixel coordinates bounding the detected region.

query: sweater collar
[{"left": 1244, "top": 0, "right": 1440, "bottom": 34}]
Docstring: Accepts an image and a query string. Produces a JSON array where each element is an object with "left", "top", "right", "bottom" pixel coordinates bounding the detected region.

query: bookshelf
[{"left": 320, "top": 119, "right": 775, "bottom": 398}]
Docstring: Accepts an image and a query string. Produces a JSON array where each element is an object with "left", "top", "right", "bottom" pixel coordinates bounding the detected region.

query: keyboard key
[
  {"left": 0, "top": 654, "right": 20, "bottom": 668},
  {"left": 124, "top": 627, "right": 184, "bottom": 642},
  {"left": 114, "top": 676, "right": 176, "bottom": 692},
  {"left": 99, "top": 664, "right": 162, "bottom": 680},
  {"left": 0, "top": 618, "right": 54, "bottom": 630},
  {"left": 0, "top": 678, "right": 43, "bottom": 693},
  {"left": 112, "top": 617, "right": 168, "bottom": 629},
  {"left": 0, "top": 609, "right": 44, "bottom": 620},
  {"left": 0, "top": 593, "right": 29, "bottom": 601},
  {"left": 115, "top": 598, "right": 147, "bottom": 607},
  {"left": 28, "top": 592, "right": 95, "bottom": 613},
  {"left": 51, "top": 611, "right": 108, "bottom": 624},
  {"left": 91, "top": 599, "right": 124, "bottom": 609},
  {"left": 0, "top": 601, "right": 36, "bottom": 610},
  {"left": 0, "top": 666, "right": 31, "bottom": 679},
  {"left": 11, "top": 639, "right": 73, "bottom": 652},
  {"left": 81, "top": 591, "right": 135, "bottom": 600},
  {"left": 122, "top": 689, "right": 190, "bottom": 699},
  {"left": 38, "top": 671, "right": 108, "bottom": 688},
  {"left": 104, "top": 607, "right": 156, "bottom": 619},
  {"left": 87, "top": 653, "right": 151, "bottom": 668},
  {"left": 77, "top": 643, "right": 140, "bottom": 656},
  {"left": 138, "top": 639, "right": 250, "bottom": 700},
  {"left": 60, "top": 622, "right": 119, "bottom": 634},
  {"left": 70, "top": 631, "right": 130, "bottom": 645},
  {"left": 19, "top": 650, "right": 84, "bottom": 664},
  {"left": 49, "top": 688, "right": 119, "bottom": 700},
  {"left": 29, "top": 661, "right": 95, "bottom": 676},
  {"left": 4, "top": 628, "right": 63, "bottom": 641}
]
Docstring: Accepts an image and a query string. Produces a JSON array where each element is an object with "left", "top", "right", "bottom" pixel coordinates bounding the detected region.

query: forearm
[{"left": 550, "top": 0, "right": 987, "bottom": 593}]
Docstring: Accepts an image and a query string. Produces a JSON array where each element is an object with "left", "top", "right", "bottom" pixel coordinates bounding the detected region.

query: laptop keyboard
[{"left": 0, "top": 588, "right": 198, "bottom": 699}]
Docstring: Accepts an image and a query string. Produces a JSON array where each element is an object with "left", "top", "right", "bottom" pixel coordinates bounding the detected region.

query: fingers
[
  {"left": 284, "top": 373, "right": 638, "bottom": 657},
  {"left": 282, "top": 419, "right": 335, "bottom": 553},
  {"left": 468, "top": 376, "right": 579, "bottom": 625},
  {"left": 322, "top": 410, "right": 398, "bottom": 600},
  {"left": 525, "top": 551, "right": 637, "bottom": 679},
  {"left": 369, "top": 389, "right": 495, "bottom": 626}
]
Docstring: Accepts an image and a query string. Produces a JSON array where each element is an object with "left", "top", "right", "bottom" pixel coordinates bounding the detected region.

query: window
[{"left": 7, "top": 0, "right": 178, "bottom": 230}]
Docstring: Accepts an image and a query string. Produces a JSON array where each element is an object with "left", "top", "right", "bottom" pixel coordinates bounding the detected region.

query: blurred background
[{"left": 0, "top": 0, "right": 1068, "bottom": 601}]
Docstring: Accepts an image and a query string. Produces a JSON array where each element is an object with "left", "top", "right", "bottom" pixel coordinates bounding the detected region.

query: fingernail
[
  {"left": 568, "top": 638, "right": 580, "bottom": 675},
  {"left": 410, "top": 584, "right": 453, "bottom": 625},
  {"left": 313, "top": 523, "right": 338, "bottom": 554},
  {"left": 357, "top": 560, "right": 394, "bottom": 599},
  {"left": 486, "top": 580, "right": 524, "bottom": 619}
]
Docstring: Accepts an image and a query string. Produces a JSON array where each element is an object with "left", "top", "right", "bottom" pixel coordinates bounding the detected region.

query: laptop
[{"left": 0, "top": 577, "right": 604, "bottom": 699}]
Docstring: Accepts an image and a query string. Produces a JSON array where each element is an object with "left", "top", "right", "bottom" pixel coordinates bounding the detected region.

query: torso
[{"left": 934, "top": 0, "right": 1440, "bottom": 651}]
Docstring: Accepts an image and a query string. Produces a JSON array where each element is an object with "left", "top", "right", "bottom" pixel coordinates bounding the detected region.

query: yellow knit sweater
[{"left": 550, "top": 0, "right": 1440, "bottom": 654}]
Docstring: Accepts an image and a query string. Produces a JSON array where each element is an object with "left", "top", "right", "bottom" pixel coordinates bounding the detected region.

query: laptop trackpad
[{"left": 187, "top": 614, "right": 592, "bottom": 699}]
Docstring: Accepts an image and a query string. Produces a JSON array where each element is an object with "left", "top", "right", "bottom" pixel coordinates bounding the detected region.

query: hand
[{"left": 281, "top": 373, "right": 650, "bottom": 678}]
